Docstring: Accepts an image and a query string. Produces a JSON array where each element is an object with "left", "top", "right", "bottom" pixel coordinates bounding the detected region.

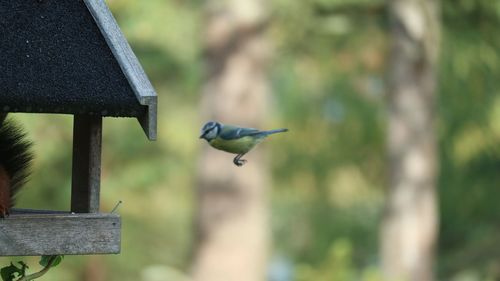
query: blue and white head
[{"left": 200, "top": 121, "right": 222, "bottom": 141}]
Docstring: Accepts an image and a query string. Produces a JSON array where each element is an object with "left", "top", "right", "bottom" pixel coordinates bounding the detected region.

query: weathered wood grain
[
  {"left": 71, "top": 115, "right": 102, "bottom": 213},
  {"left": 84, "top": 0, "right": 157, "bottom": 140},
  {"left": 0, "top": 211, "right": 120, "bottom": 256}
]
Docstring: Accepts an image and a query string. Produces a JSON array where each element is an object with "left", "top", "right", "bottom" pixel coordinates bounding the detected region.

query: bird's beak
[{"left": 199, "top": 133, "right": 205, "bottom": 139}]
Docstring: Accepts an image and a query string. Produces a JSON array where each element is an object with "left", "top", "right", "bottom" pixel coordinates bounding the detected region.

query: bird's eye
[
  {"left": 202, "top": 122, "right": 211, "bottom": 130},
  {"left": 201, "top": 122, "right": 220, "bottom": 138}
]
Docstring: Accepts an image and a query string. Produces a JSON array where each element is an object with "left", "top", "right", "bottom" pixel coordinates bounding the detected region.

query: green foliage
[
  {"left": 437, "top": 0, "right": 500, "bottom": 279},
  {"left": 1, "top": 256, "right": 63, "bottom": 281},
  {"left": 2, "top": 0, "right": 499, "bottom": 280},
  {"left": 296, "top": 239, "right": 382, "bottom": 281},
  {"left": 39, "top": 256, "right": 63, "bottom": 268},
  {"left": 1, "top": 262, "right": 28, "bottom": 281}
]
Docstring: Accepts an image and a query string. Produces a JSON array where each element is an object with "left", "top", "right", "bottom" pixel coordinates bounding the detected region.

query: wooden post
[
  {"left": 0, "top": 113, "right": 7, "bottom": 125},
  {"left": 71, "top": 115, "right": 102, "bottom": 213}
]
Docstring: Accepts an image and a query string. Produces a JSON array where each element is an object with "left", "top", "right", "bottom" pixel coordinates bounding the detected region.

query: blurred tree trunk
[
  {"left": 81, "top": 256, "right": 106, "bottom": 281},
  {"left": 381, "top": 0, "right": 440, "bottom": 281},
  {"left": 192, "top": 0, "right": 271, "bottom": 281}
]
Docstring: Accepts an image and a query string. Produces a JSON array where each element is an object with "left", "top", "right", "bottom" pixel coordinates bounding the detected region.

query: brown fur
[{"left": 0, "top": 119, "right": 33, "bottom": 218}]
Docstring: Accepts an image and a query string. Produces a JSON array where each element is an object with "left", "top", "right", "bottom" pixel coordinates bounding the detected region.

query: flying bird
[{"left": 199, "top": 121, "right": 288, "bottom": 166}]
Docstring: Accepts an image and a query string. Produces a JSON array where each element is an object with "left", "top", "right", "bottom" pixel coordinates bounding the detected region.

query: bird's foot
[{"left": 233, "top": 156, "right": 247, "bottom": 167}]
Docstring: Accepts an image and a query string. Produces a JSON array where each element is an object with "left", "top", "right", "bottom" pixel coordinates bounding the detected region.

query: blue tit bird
[{"left": 199, "top": 121, "right": 288, "bottom": 166}]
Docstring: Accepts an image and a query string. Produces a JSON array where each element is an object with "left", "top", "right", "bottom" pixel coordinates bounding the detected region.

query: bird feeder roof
[{"left": 0, "top": 0, "right": 157, "bottom": 140}]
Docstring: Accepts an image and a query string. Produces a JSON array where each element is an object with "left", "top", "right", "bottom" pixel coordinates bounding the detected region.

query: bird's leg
[{"left": 233, "top": 154, "right": 247, "bottom": 167}]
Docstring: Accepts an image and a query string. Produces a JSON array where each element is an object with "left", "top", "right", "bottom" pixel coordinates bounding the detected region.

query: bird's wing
[{"left": 219, "top": 125, "right": 261, "bottom": 140}]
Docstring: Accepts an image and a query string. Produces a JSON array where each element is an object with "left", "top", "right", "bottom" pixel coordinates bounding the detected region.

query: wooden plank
[
  {"left": 0, "top": 211, "right": 120, "bottom": 256},
  {"left": 71, "top": 115, "right": 102, "bottom": 213},
  {"left": 83, "top": 0, "right": 157, "bottom": 140},
  {"left": 138, "top": 102, "right": 157, "bottom": 141}
]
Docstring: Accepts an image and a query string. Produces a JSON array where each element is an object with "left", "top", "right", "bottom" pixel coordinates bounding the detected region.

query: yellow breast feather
[{"left": 209, "top": 136, "right": 263, "bottom": 154}]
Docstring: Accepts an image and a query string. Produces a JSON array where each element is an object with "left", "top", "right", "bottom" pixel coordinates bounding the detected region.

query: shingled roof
[{"left": 0, "top": 0, "right": 157, "bottom": 140}]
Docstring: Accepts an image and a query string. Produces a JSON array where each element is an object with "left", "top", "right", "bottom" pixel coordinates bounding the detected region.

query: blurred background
[{"left": 2, "top": 0, "right": 500, "bottom": 280}]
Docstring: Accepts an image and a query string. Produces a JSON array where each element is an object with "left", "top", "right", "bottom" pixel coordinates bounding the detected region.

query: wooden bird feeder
[{"left": 0, "top": 0, "right": 157, "bottom": 256}]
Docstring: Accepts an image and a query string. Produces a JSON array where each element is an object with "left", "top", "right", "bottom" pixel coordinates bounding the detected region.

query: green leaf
[
  {"left": 50, "top": 256, "right": 64, "bottom": 268},
  {"left": 17, "top": 262, "right": 28, "bottom": 274},
  {"left": 0, "top": 262, "right": 26, "bottom": 281},
  {"left": 39, "top": 256, "right": 64, "bottom": 268},
  {"left": 0, "top": 264, "right": 17, "bottom": 281}
]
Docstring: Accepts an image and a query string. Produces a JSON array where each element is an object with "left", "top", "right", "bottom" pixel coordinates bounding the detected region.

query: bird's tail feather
[{"left": 262, "top": 128, "right": 288, "bottom": 135}]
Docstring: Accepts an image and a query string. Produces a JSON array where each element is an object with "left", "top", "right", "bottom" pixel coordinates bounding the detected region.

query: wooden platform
[{"left": 0, "top": 210, "right": 120, "bottom": 256}]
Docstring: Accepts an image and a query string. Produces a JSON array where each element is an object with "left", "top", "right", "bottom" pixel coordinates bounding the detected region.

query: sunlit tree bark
[
  {"left": 381, "top": 0, "right": 440, "bottom": 280},
  {"left": 192, "top": 0, "right": 271, "bottom": 280},
  {"left": 81, "top": 257, "right": 106, "bottom": 281}
]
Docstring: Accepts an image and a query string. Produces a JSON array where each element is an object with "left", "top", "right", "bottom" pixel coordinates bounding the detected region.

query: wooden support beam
[
  {"left": 0, "top": 113, "right": 7, "bottom": 125},
  {"left": 71, "top": 115, "right": 102, "bottom": 213}
]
